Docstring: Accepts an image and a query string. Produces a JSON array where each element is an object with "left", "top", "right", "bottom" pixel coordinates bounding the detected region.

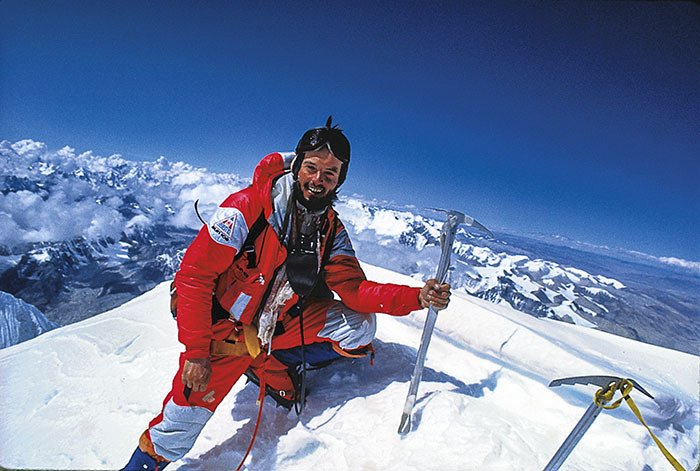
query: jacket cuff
[
  {"left": 405, "top": 286, "right": 422, "bottom": 313},
  {"left": 182, "top": 346, "right": 210, "bottom": 360}
]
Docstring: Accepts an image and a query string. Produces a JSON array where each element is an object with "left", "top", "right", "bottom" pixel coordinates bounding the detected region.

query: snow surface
[{"left": 0, "top": 263, "right": 697, "bottom": 470}]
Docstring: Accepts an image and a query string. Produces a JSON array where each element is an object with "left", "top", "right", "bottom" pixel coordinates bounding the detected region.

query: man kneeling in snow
[{"left": 123, "top": 117, "right": 451, "bottom": 470}]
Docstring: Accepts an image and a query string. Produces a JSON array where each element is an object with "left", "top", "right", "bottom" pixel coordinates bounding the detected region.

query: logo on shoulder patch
[{"left": 211, "top": 215, "right": 237, "bottom": 242}]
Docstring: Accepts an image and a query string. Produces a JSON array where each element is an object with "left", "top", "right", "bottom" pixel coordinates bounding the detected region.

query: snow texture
[{"left": 0, "top": 264, "right": 697, "bottom": 470}]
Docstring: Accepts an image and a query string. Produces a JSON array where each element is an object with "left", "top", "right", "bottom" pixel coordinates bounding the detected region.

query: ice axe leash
[
  {"left": 397, "top": 209, "right": 492, "bottom": 435},
  {"left": 544, "top": 375, "right": 686, "bottom": 471}
]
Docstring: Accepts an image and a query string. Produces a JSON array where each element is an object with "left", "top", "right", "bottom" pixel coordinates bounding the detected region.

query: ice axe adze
[
  {"left": 543, "top": 375, "right": 654, "bottom": 471},
  {"left": 397, "top": 209, "right": 492, "bottom": 435}
]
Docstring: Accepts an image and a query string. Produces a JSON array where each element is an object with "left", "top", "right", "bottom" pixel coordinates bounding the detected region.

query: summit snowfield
[{"left": 0, "top": 266, "right": 697, "bottom": 470}]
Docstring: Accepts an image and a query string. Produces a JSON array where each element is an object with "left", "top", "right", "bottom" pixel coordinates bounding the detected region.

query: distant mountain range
[{"left": 1, "top": 139, "right": 698, "bottom": 354}]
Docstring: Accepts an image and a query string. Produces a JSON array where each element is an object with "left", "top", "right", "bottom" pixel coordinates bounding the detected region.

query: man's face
[{"left": 296, "top": 150, "right": 343, "bottom": 202}]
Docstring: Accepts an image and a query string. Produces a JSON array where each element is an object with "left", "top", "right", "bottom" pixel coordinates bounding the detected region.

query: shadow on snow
[{"left": 177, "top": 339, "right": 501, "bottom": 470}]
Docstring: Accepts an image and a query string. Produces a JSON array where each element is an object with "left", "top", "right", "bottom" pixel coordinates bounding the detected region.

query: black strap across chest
[{"left": 235, "top": 211, "right": 269, "bottom": 268}]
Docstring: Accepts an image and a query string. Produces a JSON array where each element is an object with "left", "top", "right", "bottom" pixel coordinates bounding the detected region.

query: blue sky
[{"left": 1, "top": 1, "right": 698, "bottom": 261}]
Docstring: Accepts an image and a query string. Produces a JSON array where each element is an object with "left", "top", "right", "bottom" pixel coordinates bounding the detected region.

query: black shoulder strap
[{"left": 235, "top": 211, "right": 268, "bottom": 268}]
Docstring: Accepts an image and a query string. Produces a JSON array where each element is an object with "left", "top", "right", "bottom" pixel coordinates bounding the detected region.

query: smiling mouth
[{"left": 305, "top": 183, "right": 325, "bottom": 196}]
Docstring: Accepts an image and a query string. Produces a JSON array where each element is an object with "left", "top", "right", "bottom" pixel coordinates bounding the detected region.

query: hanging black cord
[
  {"left": 193, "top": 199, "right": 207, "bottom": 226},
  {"left": 295, "top": 296, "right": 307, "bottom": 415}
]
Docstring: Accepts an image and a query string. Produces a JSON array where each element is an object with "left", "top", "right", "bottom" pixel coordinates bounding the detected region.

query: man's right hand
[{"left": 182, "top": 357, "right": 212, "bottom": 393}]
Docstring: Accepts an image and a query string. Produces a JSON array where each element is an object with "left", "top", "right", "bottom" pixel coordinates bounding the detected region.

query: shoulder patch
[{"left": 208, "top": 207, "right": 249, "bottom": 250}]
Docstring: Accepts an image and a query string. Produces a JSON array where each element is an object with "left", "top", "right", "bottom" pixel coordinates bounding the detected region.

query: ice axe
[
  {"left": 543, "top": 375, "right": 654, "bottom": 471},
  {"left": 398, "top": 209, "right": 492, "bottom": 435}
]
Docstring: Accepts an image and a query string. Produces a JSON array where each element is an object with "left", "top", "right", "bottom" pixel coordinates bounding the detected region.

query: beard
[{"left": 293, "top": 180, "right": 337, "bottom": 212}]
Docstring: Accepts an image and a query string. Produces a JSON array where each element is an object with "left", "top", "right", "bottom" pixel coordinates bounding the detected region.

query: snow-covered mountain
[
  {"left": 0, "top": 138, "right": 244, "bottom": 330},
  {"left": 0, "top": 290, "right": 58, "bottom": 348},
  {"left": 1, "top": 139, "right": 698, "bottom": 355},
  {"left": 0, "top": 269, "right": 697, "bottom": 470},
  {"left": 335, "top": 200, "right": 700, "bottom": 355}
]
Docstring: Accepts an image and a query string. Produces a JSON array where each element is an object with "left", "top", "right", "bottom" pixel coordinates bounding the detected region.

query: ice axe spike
[
  {"left": 397, "top": 208, "right": 492, "bottom": 435},
  {"left": 543, "top": 375, "right": 653, "bottom": 471}
]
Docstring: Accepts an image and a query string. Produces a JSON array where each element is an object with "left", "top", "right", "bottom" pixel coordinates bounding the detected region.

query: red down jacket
[{"left": 174, "top": 152, "right": 421, "bottom": 360}]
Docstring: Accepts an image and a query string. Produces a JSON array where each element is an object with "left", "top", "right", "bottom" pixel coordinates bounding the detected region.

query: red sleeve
[
  {"left": 324, "top": 255, "right": 421, "bottom": 316},
  {"left": 174, "top": 187, "right": 262, "bottom": 359},
  {"left": 323, "top": 218, "right": 421, "bottom": 316}
]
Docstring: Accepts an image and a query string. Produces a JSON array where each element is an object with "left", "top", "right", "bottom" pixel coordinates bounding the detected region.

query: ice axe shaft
[
  {"left": 543, "top": 401, "right": 603, "bottom": 471},
  {"left": 398, "top": 210, "right": 491, "bottom": 435}
]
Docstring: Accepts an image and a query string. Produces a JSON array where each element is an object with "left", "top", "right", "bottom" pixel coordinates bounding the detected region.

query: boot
[
  {"left": 122, "top": 432, "right": 170, "bottom": 471},
  {"left": 121, "top": 446, "right": 169, "bottom": 471},
  {"left": 245, "top": 354, "right": 298, "bottom": 410}
]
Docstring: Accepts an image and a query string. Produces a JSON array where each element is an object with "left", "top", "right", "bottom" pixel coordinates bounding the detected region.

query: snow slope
[{"left": 0, "top": 263, "right": 697, "bottom": 470}]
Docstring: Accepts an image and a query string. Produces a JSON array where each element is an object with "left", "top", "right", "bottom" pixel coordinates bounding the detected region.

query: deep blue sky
[{"left": 1, "top": 1, "right": 698, "bottom": 261}]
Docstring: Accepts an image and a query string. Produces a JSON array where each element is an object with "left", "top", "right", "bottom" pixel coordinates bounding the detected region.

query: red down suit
[{"left": 144, "top": 152, "right": 421, "bottom": 462}]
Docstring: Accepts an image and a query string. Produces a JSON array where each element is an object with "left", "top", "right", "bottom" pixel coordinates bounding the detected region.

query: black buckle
[{"left": 245, "top": 245, "right": 257, "bottom": 268}]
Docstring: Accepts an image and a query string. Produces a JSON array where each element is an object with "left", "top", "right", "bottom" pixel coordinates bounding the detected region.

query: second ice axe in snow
[
  {"left": 397, "top": 209, "right": 492, "bottom": 435},
  {"left": 543, "top": 375, "right": 657, "bottom": 471}
]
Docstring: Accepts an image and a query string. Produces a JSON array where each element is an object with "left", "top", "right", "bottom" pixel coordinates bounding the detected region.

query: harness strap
[
  {"left": 331, "top": 342, "right": 375, "bottom": 361},
  {"left": 296, "top": 297, "right": 307, "bottom": 416},
  {"left": 241, "top": 212, "right": 269, "bottom": 269},
  {"left": 138, "top": 431, "right": 170, "bottom": 466},
  {"left": 209, "top": 324, "right": 261, "bottom": 358}
]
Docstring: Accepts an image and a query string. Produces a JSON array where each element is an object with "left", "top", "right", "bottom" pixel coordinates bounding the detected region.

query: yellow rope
[{"left": 593, "top": 379, "right": 687, "bottom": 471}]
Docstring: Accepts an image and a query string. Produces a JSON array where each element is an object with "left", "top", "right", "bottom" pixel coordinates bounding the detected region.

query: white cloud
[
  {"left": 85, "top": 208, "right": 125, "bottom": 240},
  {"left": 658, "top": 256, "right": 700, "bottom": 272},
  {"left": 10, "top": 139, "right": 46, "bottom": 156},
  {"left": 57, "top": 146, "right": 75, "bottom": 158},
  {"left": 0, "top": 139, "right": 247, "bottom": 246},
  {"left": 126, "top": 214, "right": 151, "bottom": 230},
  {"left": 0, "top": 212, "right": 23, "bottom": 246}
]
